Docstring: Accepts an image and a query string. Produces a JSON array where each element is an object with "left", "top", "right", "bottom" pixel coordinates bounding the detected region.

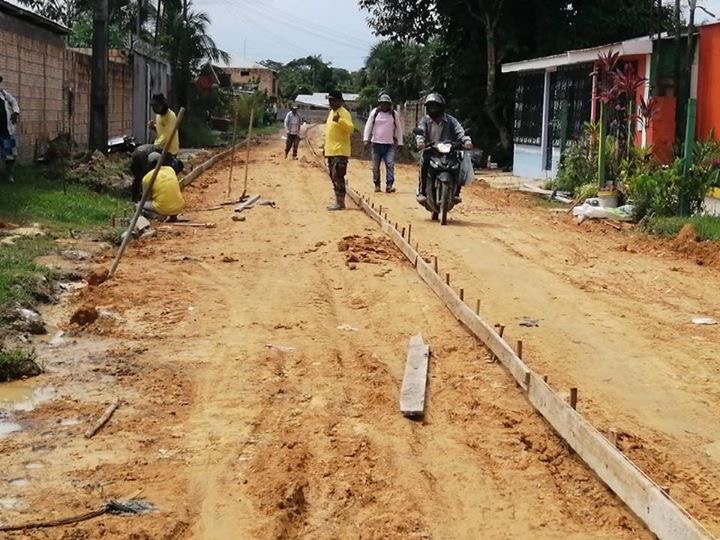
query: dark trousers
[
  {"left": 285, "top": 134, "right": 300, "bottom": 157},
  {"left": 327, "top": 156, "right": 348, "bottom": 197}
]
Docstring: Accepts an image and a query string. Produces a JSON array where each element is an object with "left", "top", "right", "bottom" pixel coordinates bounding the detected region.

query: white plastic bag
[{"left": 459, "top": 151, "right": 475, "bottom": 185}]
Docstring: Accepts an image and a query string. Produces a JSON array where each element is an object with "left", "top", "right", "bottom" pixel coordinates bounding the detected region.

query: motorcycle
[{"left": 414, "top": 128, "right": 466, "bottom": 225}]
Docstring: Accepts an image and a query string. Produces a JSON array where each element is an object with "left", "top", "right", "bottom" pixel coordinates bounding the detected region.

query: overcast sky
[{"left": 199, "top": 0, "right": 380, "bottom": 71}]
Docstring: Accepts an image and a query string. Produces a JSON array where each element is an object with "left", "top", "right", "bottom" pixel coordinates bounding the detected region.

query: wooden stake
[
  {"left": 524, "top": 371, "right": 531, "bottom": 391},
  {"left": 445, "top": 273, "right": 450, "bottom": 286},
  {"left": 240, "top": 107, "right": 255, "bottom": 199},
  {"left": 570, "top": 388, "right": 578, "bottom": 410},
  {"left": 407, "top": 224, "right": 412, "bottom": 244},
  {"left": 459, "top": 288, "right": 464, "bottom": 301},
  {"left": 226, "top": 108, "right": 239, "bottom": 197},
  {"left": 475, "top": 299, "right": 481, "bottom": 315},
  {"left": 433, "top": 256, "right": 438, "bottom": 274},
  {"left": 517, "top": 340, "right": 523, "bottom": 359},
  {"left": 401, "top": 226, "right": 406, "bottom": 238},
  {"left": 543, "top": 375, "right": 549, "bottom": 383},
  {"left": 85, "top": 399, "right": 120, "bottom": 439},
  {"left": 608, "top": 428, "right": 619, "bottom": 448}
]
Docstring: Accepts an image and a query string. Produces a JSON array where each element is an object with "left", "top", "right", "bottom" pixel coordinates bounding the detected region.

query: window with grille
[{"left": 513, "top": 71, "right": 545, "bottom": 146}]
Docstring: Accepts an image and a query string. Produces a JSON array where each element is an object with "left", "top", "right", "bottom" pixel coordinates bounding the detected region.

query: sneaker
[
  {"left": 386, "top": 185, "right": 396, "bottom": 193},
  {"left": 416, "top": 194, "right": 428, "bottom": 204},
  {"left": 327, "top": 202, "right": 345, "bottom": 211},
  {"left": 374, "top": 184, "right": 381, "bottom": 193}
]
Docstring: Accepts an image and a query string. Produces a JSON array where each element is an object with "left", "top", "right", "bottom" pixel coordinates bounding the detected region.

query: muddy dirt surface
[
  {"left": 340, "top": 133, "right": 720, "bottom": 535},
  {"left": 0, "top": 138, "right": 665, "bottom": 538}
]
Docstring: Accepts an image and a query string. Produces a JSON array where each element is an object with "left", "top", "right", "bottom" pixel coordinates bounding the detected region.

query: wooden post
[
  {"left": 570, "top": 388, "right": 578, "bottom": 410},
  {"left": 240, "top": 108, "right": 255, "bottom": 198},
  {"left": 543, "top": 375, "right": 549, "bottom": 383},
  {"left": 407, "top": 224, "right": 412, "bottom": 244},
  {"left": 433, "top": 256, "right": 438, "bottom": 274},
  {"left": 226, "top": 108, "right": 239, "bottom": 197},
  {"left": 517, "top": 340, "right": 523, "bottom": 359},
  {"left": 445, "top": 273, "right": 450, "bottom": 286},
  {"left": 459, "top": 288, "right": 464, "bottom": 301},
  {"left": 475, "top": 299, "right": 481, "bottom": 315},
  {"left": 401, "top": 226, "right": 406, "bottom": 238}
]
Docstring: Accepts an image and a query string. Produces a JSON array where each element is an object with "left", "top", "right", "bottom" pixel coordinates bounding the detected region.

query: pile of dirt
[
  {"left": 66, "top": 151, "right": 133, "bottom": 197},
  {"left": 337, "top": 235, "right": 402, "bottom": 264},
  {"left": 70, "top": 306, "right": 99, "bottom": 326}
]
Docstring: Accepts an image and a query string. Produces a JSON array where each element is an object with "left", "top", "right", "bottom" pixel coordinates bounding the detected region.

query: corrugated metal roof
[
  {"left": 223, "top": 55, "right": 276, "bottom": 71},
  {"left": 294, "top": 92, "right": 359, "bottom": 108},
  {"left": 0, "top": 0, "right": 69, "bottom": 34}
]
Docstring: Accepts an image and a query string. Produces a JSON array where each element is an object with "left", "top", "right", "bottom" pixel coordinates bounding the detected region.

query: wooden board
[
  {"left": 235, "top": 194, "right": 261, "bottom": 213},
  {"left": 346, "top": 185, "right": 713, "bottom": 540},
  {"left": 400, "top": 335, "right": 430, "bottom": 417}
]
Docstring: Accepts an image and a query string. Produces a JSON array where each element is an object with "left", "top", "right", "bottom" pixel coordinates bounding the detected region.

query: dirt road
[
  {"left": 343, "top": 135, "right": 720, "bottom": 533},
  {"left": 0, "top": 135, "right": 659, "bottom": 539}
]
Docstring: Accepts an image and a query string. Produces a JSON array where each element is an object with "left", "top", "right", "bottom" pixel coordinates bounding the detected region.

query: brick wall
[
  {"left": 65, "top": 49, "right": 133, "bottom": 149},
  {"left": 226, "top": 67, "right": 278, "bottom": 100},
  {"left": 0, "top": 11, "right": 65, "bottom": 163}
]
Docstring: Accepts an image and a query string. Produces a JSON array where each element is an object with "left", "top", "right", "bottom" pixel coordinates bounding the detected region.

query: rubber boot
[{"left": 327, "top": 195, "right": 346, "bottom": 211}]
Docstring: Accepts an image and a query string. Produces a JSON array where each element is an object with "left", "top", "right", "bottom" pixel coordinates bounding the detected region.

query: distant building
[
  {"left": 222, "top": 56, "right": 279, "bottom": 102},
  {"left": 294, "top": 92, "right": 360, "bottom": 110}
]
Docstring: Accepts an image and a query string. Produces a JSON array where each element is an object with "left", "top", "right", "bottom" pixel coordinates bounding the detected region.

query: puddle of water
[
  {"left": 0, "top": 420, "right": 21, "bottom": 438},
  {"left": 0, "top": 383, "right": 56, "bottom": 412}
]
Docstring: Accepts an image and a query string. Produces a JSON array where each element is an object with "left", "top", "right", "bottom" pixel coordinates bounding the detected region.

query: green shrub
[
  {"left": 0, "top": 346, "right": 41, "bottom": 381},
  {"left": 555, "top": 137, "right": 596, "bottom": 194},
  {"left": 576, "top": 182, "right": 599, "bottom": 201},
  {"left": 179, "top": 115, "right": 217, "bottom": 148}
]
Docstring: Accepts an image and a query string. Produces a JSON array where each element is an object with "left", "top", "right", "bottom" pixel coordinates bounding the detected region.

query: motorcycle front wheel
[{"left": 440, "top": 182, "right": 451, "bottom": 225}]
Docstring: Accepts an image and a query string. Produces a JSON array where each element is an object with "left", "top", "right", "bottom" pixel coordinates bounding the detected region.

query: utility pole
[{"left": 89, "top": 0, "right": 108, "bottom": 152}]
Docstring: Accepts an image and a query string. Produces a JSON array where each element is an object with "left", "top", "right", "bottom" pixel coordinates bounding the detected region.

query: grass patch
[
  {"left": 643, "top": 215, "right": 720, "bottom": 241},
  {"left": 0, "top": 165, "right": 130, "bottom": 233},
  {"left": 0, "top": 236, "right": 57, "bottom": 311},
  {"left": 0, "top": 346, "right": 41, "bottom": 381}
]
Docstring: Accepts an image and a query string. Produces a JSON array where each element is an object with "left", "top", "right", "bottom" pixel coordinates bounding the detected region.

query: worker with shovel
[
  {"left": 139, "top": 152, "right": 185, "bottom": 222},
  {"left": 324, "top": 90, "right": 354, "bottom": 211}
]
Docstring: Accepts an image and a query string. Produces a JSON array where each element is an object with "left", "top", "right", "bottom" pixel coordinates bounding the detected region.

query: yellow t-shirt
[
  {"left": 154, "top": 109, "right": 180, "bottom": 155},
  {"left": 142, "top": 166, "right": 185, "bottom": 215},
  {"left": 324, "top": 106, "right": 354, "bottom": 157}
]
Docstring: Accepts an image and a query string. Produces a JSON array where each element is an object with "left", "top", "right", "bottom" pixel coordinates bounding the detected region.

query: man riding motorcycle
[{"left": 415, "top": 93, "right": 472, "bottom": 204}]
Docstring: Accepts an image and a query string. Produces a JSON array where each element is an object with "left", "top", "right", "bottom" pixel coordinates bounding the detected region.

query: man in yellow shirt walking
[{"left": 324, "top": 90, "right": 354, "bottom": 211}]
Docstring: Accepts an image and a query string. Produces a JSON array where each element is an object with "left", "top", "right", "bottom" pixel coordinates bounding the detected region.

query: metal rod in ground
[
  {"left": 240, "top": 108, "right": 255, "bottom": 200},
  {"left": 570, "top": 388, "right": 578, "bottom": 409},
  {"left": 226, "top": 106, "right": 239, "bottom": 198},
  {"left": 109, "top": 107, "right": 185, "bottom": 278}
]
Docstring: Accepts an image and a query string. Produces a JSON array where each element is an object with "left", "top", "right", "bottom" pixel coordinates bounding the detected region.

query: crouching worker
[{"left": 140, "top": 152, "right": 185, "bottom": 221}]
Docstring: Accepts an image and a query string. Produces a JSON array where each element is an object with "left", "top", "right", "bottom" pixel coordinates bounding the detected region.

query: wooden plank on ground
[
  {"left": 400, "top": 335, "right": 430, "bottom": 417},
  {"left": 235, "top": 194, "right": 261, "bottom": 213}
]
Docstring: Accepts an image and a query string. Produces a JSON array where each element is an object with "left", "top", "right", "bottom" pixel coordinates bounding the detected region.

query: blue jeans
[{"left": 372, "top": 143, "right": 395, "bottom": 186}]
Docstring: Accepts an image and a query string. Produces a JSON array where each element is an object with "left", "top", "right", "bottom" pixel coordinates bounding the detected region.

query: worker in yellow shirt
[
  {"left": 140, "top": 152, "right": 185, "bottom": 221},
  {"left": 324, "top": 90, "right": 354, "bottom": 211},
  {"left": 148, "top": 93, "right": 180, "bottom": 157}
]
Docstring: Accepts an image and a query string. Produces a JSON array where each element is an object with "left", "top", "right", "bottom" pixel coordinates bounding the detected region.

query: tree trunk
[
  {"left": 484, "top": 22, "right": 511, "bottom": 151},
  {"left": 89, "top": 0, "right": 108, "bottom": 152},
  {"left": 154, "top": 0, "right": 163, "bottom": 46}
]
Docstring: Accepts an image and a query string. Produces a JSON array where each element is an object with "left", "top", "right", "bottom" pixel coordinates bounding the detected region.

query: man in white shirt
[
  {"left": 363, "top": 94, "right": 403, "bottom": 193},
  {"left": 283, "top": 104, "right": 303, "bottom": 159}
]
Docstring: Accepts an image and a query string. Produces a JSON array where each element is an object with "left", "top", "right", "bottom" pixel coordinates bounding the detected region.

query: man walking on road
[
  {"left": 363, "top": 93, "right": 403, "bottom": 193},
  {"left": 324, "top": 90, "right": 354, "bottom": 211},
  {"left": 0, "top": 76, "right": 20, "bottom": 183},
  {"left": 284, "top": 104, "right": 303, "bottom": 159}
]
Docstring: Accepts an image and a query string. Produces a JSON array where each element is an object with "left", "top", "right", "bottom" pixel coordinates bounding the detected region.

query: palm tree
[{"left": 160, "top": 0, "right": 229, "bottom": 108}]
